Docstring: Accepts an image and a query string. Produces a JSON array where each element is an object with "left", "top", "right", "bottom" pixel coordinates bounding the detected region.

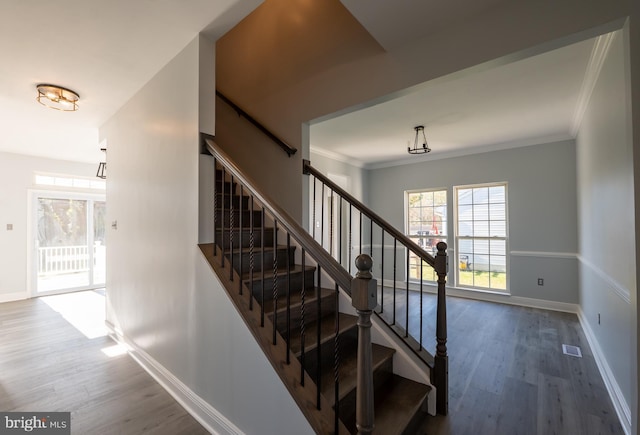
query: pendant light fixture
[
  {"left": 407, "top": 125, "right": 431, "bottom": 155},
  {"left": 36, "top": 84, "right": 80, "bottom": 111},
  {"left": 96, "top": 148, "right": 106, "bottom": 179}
]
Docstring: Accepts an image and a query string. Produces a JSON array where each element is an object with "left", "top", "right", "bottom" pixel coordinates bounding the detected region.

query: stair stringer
[
  {"left": 200, "top": 244, "right": 350, "bottom": 435},
  {"left": 336, "top": 289, "right": 436, "bottom": 416}
]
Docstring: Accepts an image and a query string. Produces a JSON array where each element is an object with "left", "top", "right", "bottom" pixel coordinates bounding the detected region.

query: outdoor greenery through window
[
  {"left": 406, "top": 189, "right": 447, "bottom": 282},
  {"left": 455, "top": 183, "right": 508, "bottom": 291}
]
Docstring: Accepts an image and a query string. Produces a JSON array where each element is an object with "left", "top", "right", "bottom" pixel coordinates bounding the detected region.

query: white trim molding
[
  {"left": 105, "top": 321, "right": 244, "bottom": 435},
  {"left": 380, "top": 279, "right": 578, "bottom": 313},
  {"left": 578, "top": 255, "right": 631, "bottom": 304},
  {"left": 577, "top": 309, "right": 631, "bottom": 435},
  {"left": 0, "top": 291, "right": 29, "bottom": 304},
  {"left": 510, "top": 250, "right": 577, "bottom": 260},
  {"left": 571, "top": 32, "right": 617, "bottom": 137}
]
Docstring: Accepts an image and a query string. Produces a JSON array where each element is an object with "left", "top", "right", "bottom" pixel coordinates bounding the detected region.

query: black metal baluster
[
  {"left": 229, "top": 174, "right": 234, "bottom": 281},
  {"left": 359, "top": 212, "right": 362, "bottom": 255},
  {"left": 316, "top": 265, "right": 322, "bottom": 410},
  {"left": 393, "top": 238, "right": 397, "bottom": 325},
  {"left": 419, "top": 258, "right": 423, "bottom": 351},
  {"left": 329, "top": 188, "right": 334, "bottom": 257},
  {"left": 261, "top": 207, "right": 265, "bottom": 327},
  {"left": 321, "top": 183, "right": 325, "bottom": 250},
  {"left": 213, "top": 158, "right": 218, "bottom": 256},
  {"left": 300, "top": 250, "right": 306, "bottom": 386},
  {"left": 369, "top": 217, "right": 373, "bottom": 257},
  {"left": 334, "top": 282, "right": 340, "bottom": 434},
  {"left": 338, "top": 198, "right": 343, "bottom": 266},
  {"left": 238, "top": 185, "right": 243, "bottom": 294},
  {"left": 380, "top": 229, "right": 384, "bottom": 313},
  {"left": 273, "top": 219, "right": 278, "bottom": 345},
  {"left": 406, "top": 252, "right": 410, "bottom": 338},
  {"left": 249, "top": 195, "right": 255, "bottom": 311},
  {"left": 286, "top": 232, "right": 291, "bottom": 364},
  {"left": 220, "top": 167, "right": 226, "bottom": 268},
  {"left": 348, "top": 205, "right": 353, "bottom": 275},
  {"left": 312, "top": 177, "right": 317, "bottom": 240}
]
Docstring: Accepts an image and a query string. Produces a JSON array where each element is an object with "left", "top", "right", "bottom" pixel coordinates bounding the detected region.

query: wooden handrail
[
  {"left": 216, "top": 91, "right": 298, "bottom": 157},
  {"left": 303, "top": 159, "right": 436, "bottom": 269},
  {"left": 205, "top": 136, "right": 350, "bottom": 291}
]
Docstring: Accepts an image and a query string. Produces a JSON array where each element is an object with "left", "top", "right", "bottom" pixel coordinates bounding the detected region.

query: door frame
[{"left": 28, "top": 189, "right": 106, "bottom": 297}]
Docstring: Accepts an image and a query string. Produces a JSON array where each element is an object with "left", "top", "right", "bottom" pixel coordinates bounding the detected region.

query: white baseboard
[
  {"left": 381, "top": 279, "right": 578, "bottom": 313},
  {"left": 577, "top": 309, "right": 631, "bottom": 435},
  {"left": 0, "top": 291, "right": 29, "bottom": 304},
  {"left": 105, "top": 321, "right": 244, "bottom": 435}
]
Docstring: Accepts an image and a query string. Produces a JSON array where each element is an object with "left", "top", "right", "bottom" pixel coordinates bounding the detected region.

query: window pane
[
  {"left": 458, "top": 204, "right": 473, "bottom": 220},
  {"left": 474, "top": 204, "right": 488, "bottom": 221},
  {"left": 473, "top": 187, "right": 489, "bottom": 204},
  {"left": 458, "top": 189, "right": 473, "bottom": 205},
  {"left": 489, "top": 203, "right": 505, "bottom": 220},
  {"left": 490, "top": 239, "right": 506, "bottom": 255},
  {"left": 455, "top": 183, "right": 508, "bottom": 291},
  {"left": 458, "top": 239, "right": 473, "bottom": 253},
  {"left": 406, "top": 188, "right": 447, "bottom": 282},
  {"left": 475, "top": 239, "right": 489, "bottom": 255},
  {"left": 489, "top": 186, "right": 505, "bottom": 203},
  {"left": 473, "top": 221, "right": 489, "bottom": 237},
  {"left": 458, "top": 221, "right": 473, "bottom": 237},
  {"left": 434, "top": 191, "right": 446, "bottom": 206},
  {"left": 490, "top": 221, "right": 506, "bottom": 237}
]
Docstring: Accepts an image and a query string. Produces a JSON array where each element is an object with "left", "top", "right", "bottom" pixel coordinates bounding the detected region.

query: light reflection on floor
[{"left": 41, "top": 290, "right": 107, "bottom": 339}]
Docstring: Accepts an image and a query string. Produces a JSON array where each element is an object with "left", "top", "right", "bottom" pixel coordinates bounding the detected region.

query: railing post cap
[
  {"left": 436, "top": 241, "right": 447, "bottom": 252},
  {"left": 355, "top": 254, "right": 373, "bottom": 279},
  {"left": 352, "top": 254, "right": 377, "bottom": 311}
]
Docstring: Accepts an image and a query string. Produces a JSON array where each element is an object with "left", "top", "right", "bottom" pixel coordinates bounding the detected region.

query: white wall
[
  {"left": 576, "top": 29, "right": 634, "bottom": 430},
  {"left": 0, "top": 151, "right": 95, "bottom": 301},
  {"left": 100, "top": 35, "right": 311, "bottom": 434}
]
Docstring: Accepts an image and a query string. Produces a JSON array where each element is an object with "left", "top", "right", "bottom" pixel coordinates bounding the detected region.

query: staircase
[{"left": 200, "top": 140, "right": 433, "bottom": 434}]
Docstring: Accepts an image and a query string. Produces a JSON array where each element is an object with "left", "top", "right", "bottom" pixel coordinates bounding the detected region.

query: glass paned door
[
  {"left": 93, "top": 201, "right": 106, "bottom": 285},
  {"left": 36, "top": 196, "right": 105, "bottom": 293}
]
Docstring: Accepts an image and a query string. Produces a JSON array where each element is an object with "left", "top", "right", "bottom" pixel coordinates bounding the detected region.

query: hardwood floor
[
  {"left": 0, "top": 292, "right": 208, "bottom": 435},
  {"left": 0, "top": 289, "right": 625, "bottom": 435},
  {"left": 375, "top": 290, "right": 625, "bottom": 435}
]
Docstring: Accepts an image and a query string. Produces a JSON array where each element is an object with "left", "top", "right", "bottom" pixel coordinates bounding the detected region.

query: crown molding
[
  {"left": 363, "top": 134, "right": 573, "bottom": 170},
  {"left": 309, "top": 146, "right": 366, "bottom": 168},
  {"left": 570, "top": 31, "right": 616, "bottom": 137}
]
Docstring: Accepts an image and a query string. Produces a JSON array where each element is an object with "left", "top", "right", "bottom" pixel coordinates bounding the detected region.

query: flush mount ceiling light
[
  {"left": 407, "top": 125, "right": 431, "bottom": 155},
  {"left": 36, "top": 84, "right": 80, "bottom": 111}
]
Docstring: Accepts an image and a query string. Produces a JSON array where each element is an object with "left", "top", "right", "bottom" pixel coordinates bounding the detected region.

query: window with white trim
[
  {"left": 455, "top": 183, "right": 508, "bottom": 291},
  {"left": 405, "top": 189, "right": 447, "bottom": 282}
]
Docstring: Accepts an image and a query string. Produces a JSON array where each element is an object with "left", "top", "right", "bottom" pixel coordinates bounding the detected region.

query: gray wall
[
  {"left": 577, "top": 29, "right": 634, "bottom": 422},
  {"left": 367, "top": 140, "right": 579, "bottom": 303}
]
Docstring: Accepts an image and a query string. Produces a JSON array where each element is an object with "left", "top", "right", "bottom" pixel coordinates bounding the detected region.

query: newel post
[
  {"left": 434, "top": 241, "right": 449, "bottom": 415},
  {"left": 351, "top": 254, "right": 377, "bottom": 435}
]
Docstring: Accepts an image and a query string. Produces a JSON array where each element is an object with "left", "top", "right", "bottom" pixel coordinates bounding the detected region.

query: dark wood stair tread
[
  {"left": 371, "top": 375, "right": 431, "bottom": 435},
  {"left": 224, "top": 244, "right": 291, "bottom": 255},
  {"left": 321, "top": 343, "right": 395, "bottom": 403},
  {"left": 289, "top": 313, "right": 357, "bottom": 356},
  {"left": 262, "top": 287, "right": 334, "bottom": 315},
  {"left": 241, "top": 264, "right": 316, "bottom": 282}
]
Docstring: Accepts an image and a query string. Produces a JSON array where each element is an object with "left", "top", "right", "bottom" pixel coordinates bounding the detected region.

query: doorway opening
[{"left": 33, "top": 193, "right": 106, "bottom": 295}]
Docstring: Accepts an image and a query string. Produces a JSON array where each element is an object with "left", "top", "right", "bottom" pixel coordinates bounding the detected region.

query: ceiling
[
  {"left": 310, "top": 34, "right": 600, "bottom": 168},
  {"left": 0, "top": 0, "right": 261, "bottom": 163},
  {"left": 0, "top": 0, "right": 606, "bottom": 169}
]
